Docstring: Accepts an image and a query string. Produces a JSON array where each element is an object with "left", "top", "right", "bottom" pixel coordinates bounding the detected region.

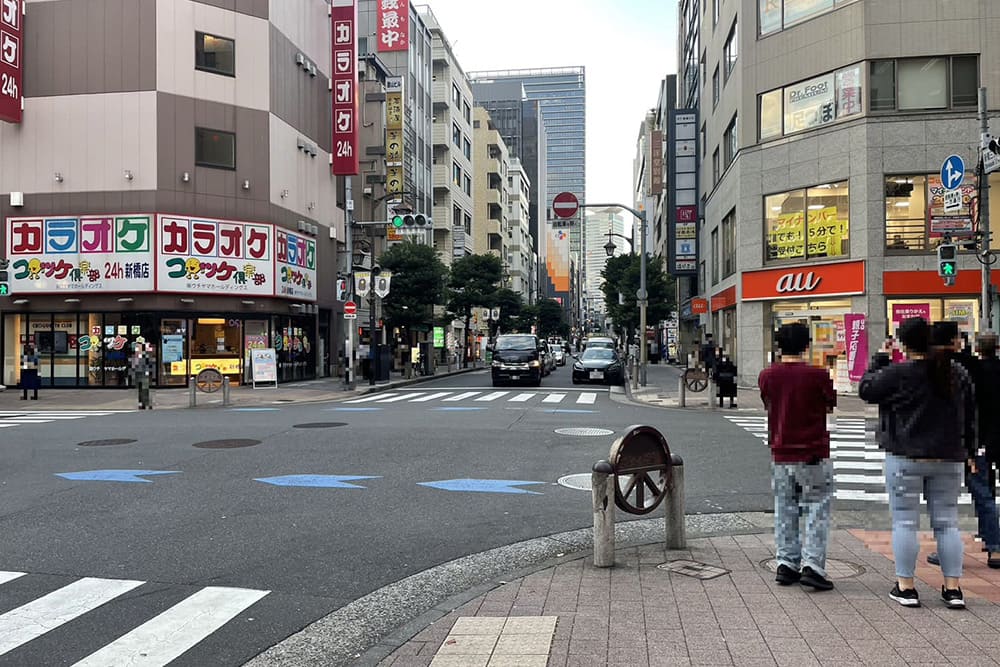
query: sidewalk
[
  {"left": 0, "top": 364, "right": 482, "bottom": 412},
  {"left": 374, "top": 529, "right": 1000, "bottom": 667},
  {"left": 626, "top": 363, "right": 872, "bottom": 417}
]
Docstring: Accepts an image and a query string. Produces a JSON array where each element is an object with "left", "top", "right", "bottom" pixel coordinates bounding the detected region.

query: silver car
[{"left": 551, "top": 345, "right": 566, "bottom": 366}]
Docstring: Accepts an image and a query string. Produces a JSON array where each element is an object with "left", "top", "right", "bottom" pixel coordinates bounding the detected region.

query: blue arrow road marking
[
  {"left": 254, "top": 474, "right": 380, "bottom": 488},
  {"left": 417, "top": 479, "right": 545, "bottom": 494},
  {"left": 55, "top": 470, "right": 181, "bottom": 484}
]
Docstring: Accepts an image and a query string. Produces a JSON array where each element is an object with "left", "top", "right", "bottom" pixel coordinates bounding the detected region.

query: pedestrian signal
[{"left": 937, "top": 243, "right": 958, "bottom": 278}]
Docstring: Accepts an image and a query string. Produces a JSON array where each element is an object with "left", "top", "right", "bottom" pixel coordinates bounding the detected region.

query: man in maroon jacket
[{"left": 759, "top": 322, "right": 838, "bottom": 590}]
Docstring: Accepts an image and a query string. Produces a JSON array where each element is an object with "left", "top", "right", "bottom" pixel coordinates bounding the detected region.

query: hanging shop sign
[
  {"left": 742, "top": 260, "right": 865, "bottom": 301},
  {"left": 331, "top": 0, "right": 358, "bottom": 175},
  {"left": 927, "top": 174, "right": 977, "bottom": 238},
  {"left": 276, "top": 229, "right": 317, "bottom": 301},
  {"left": 667, "top": 109, "right": 699, "bottom": 276},
  {"left": 377, "top": 0, "right": 409, "bottom": 52}
]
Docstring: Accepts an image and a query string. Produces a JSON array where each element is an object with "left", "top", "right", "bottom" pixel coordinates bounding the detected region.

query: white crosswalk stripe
[
  {"left": 376, "top": 393, "right": 424, "bottom": 403},
  {"left": 541, "top": 393, "right": 566, "bottom": 404},
  {"left": 576, "top": 393, "right": 597, "bottom": 405},
  {"left": 475, "top": 391, "right": 509, "bottom": 402},
  {"left": 410, "top": 392, "right": 452, "bottom": 402},
  {"left": 510, "top": 393, "right": 536, "bottom": 402},
  {"left": 345, "top": 393, "right": 399, "bottom": 403},
  {"left": 341, "top": 390, "right": 607, "bottom": 407},
  {"left": 0, "top": 572, "right": 269, "bottom": 664},
  {"left": 0, "top": 411, "right": 122, "bottom": 430},
  {"left": 443, "top": 391, "right": 480, "bottom": 402}
]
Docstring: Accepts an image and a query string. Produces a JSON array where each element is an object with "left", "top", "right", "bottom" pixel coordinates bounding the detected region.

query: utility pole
[
  {"left": 638, "top": 206, "right": 648, "bottom": 387},
  {"left": 344, "top": 177, "right": 356, "bottom": 390},
  {"left": 979, "top": 87, "right": 994, "bottom": 332}
]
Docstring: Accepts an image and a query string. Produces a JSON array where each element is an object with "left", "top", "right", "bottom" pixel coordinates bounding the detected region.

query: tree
[
  {"left": 378, "top": 241, "right": 448, "bottom": 335},
  {"left": 446, "top": 254, "right": 503, "bottom": 366},
  {"left": 536, "top": 298, "right": 569, "bottom": 339},
  {"left": 601, "top": 254, "right": 675, "bottom": 344},
  {"left": 492, "top": 288, "right": 525, "bottom": 334}
]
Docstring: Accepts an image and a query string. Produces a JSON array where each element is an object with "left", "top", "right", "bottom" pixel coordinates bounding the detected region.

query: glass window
[
  {"left": 724, "top": 113, "right": 738, "bottom": 167},
  {"left": 452, "top": 123, "right": 461, "bottom": 147},
  {"left": 898, "top": 58, "right": 948, "bottom": 110},
  {"left": 452, "top": 161, "right": 461, "bottom": 186},
  {"left": 952, "top": 56, "right": 978, "bottom": 107},
  {"left": 464, "top": 174, "right": 471, "bottom": 195},
  {"left": 724, "top": 20, "right": 738, "bottom": 80},
  {"left": 759, "top": 0, "right": 781, "bottom": 34},
  {"left": 195, "top": 32, "right": 235, "bottom": 77},
  {"left": 463, "top": 102, "right": 471, "bottom": 123},
  {"left": 463, "top": 138, "right": 471, "bottom": 160},
  {"left": 452, "top": 84, "right": 461, "bottom": 107},
  {"left": 195, "top": 128, "right": 236, "bottom": 170},
  {"left": 453, "top": 204, "right": 461, "bottom": 227},
  {"left": 885, "top": 173, "right": 978, "bottom": 251},
  {"left": 712, "top": 66, "right": 720, "bottom": 108},
  {"left": 713, "top": 0, "right": 719, "bottom": 25},
  {"left": 722, "top": 210, "right": 736, "bottom": 278},
  {"left": 700, "top": 123, "right": 706, "bottom": 156},
  {"left": 711, "top": 228, "right": 719, "bottom": 285},
  {"left": 870, "top": 61, "right": 895, "bottom": 111},
  {"left": 784, "top": 0, "right": 833, "bottom": 26},
  {"left": 784, "top": 72, "right": 835, "bottom": 134},
  {"left": 712, "top": 147, "right": 720, "bottom": 185},
  {"left": 765, "top": 181, "right": 849, "bottom": 261},
  {"left": 160, "top": 318, "right": 188, "bottom": 386},
  {"left": 759, "top": 90, "right": 783, "bottom": 140}
]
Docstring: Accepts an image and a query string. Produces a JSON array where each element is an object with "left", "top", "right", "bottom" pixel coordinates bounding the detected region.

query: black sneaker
[
  {"left": 941, "top": 586, "right": 965, "bottom": 609},
  {"left": 775, "top": 564, "right": 800, "bottom": 585},
  {"left": 889, "top": 583, "right": 920, "bottom": 607},
  {"left": 799, "top": 566, "right": 834, "bottom": 591},
  {"left": 927, "top": 552, "right": 940, "bottom": 566}
]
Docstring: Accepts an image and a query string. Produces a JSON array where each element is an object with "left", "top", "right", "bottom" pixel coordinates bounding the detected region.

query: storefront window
[
  {"left": 192, "top": 318, "right": 242, "bottom": 379},
  {"left": 769, "top": 299, "right": 851, "bottom": 377},
  {"left": 886, "top": 299, "right": 978, "bottom": 339},
  {"left": 765, "top": 181, "right": 849, "bottom": 262},
  {"left": 885, "top": 174, "right": 978, "bottom": 251},
  {"left": 760, "top": 0, "right": 858, "bottom": 35},
  {"left": 759, "top": 64, "right": 863, "bottom": 141},
  {"left": 160, "top": 319, "right": 188, "bottom": 386},
  {"left": 244, "top": 320, "right": 269, "bottom": 383}
]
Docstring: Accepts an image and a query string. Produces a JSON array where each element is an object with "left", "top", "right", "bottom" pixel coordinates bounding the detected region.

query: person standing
[
  {"left": 759, "top": 323, "right": 837, "bottom": 590},
  {"left": 701, "top": 333, "right": 717, "bottom": 373},
  {"left": 969, "top": 333, "right": 1000, "bottom": 568},
  {"left": 20, "top": 344, "right": 40, "bottom": 401},
  {"left": 715, "top": 351, "right": 738, "bottom": 409},
  {"left": 859, "top": 317, "right": 974, "bottom": 608}
]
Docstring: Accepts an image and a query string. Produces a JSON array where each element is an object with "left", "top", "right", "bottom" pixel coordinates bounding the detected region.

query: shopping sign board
[
  {"left": 156, "top": 215, "right": 274, "bottom": 296},
  {"left": 276, "top": 229, "right": 316, "bottom": 300},
  {"left": 331, "top": 0, "right": 359, "bottom": 175},
  {"left": 377, "top": 0, "right": 409, "bottom": 52},
  {"left": 6, "top": 215, "right": 154, "bottom": 293},
  {"left": 928, "top": 174, "right": 976, "bottom": 238},
  {"left": 667, "top": 109, "right": 699, "bottom": 276},
  {"left": 0, "top": 0, "right": 24, "bottom": 124}
]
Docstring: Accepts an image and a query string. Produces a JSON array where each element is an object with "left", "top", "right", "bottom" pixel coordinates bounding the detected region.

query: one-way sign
[{"left": 984, "top": 146, "right": 1000, "bottom": 175}]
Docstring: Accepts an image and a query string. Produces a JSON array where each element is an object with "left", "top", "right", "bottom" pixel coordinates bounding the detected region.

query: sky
[{"left": 418, "top": 1, "right": 679, "bottom": 206}]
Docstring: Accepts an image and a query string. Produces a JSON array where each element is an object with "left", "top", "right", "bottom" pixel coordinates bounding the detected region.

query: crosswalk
[
  {"left": 343, "top": 390, "right": 603, "bottom": 406},
  {"left": 0, "top": 570, "right": 268, "bottom": 665},
  {"left": 0, "top": 411, "right": 123, "bottom": 429},
  {"left": 725, "top": 414, "right": 997, "bottom": 505}
]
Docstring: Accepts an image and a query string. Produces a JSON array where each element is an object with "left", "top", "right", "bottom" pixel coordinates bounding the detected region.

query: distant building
[
  {"left": 508, "top": 159, "right": 534, "bottom": 303},
  {"left": 471, "top": 107, "right": 510, "bottom": 259}
]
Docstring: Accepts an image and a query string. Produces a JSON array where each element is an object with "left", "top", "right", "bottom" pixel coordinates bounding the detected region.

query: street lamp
[{"left": 601, "top": 225, "right": 647, "bottom": 383}]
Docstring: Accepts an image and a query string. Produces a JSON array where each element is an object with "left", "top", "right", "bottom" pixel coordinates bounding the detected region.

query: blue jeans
[
  {"left": 772, "top": 460, "right": 833, "bottom": 577},
  {"left": 968, "top": 454, "right": 1000, "bottom": 553},
  {"left": 885, "top": 453, "right": 964, "bottom": 579}
]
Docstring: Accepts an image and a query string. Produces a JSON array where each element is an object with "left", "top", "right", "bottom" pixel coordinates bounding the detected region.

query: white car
[{"left": 552, "top": 346, "right": 566, "bottom": 366}]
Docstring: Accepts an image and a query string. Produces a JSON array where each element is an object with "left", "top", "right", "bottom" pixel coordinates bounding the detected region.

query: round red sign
[
  {"left": 552, "top": 191, "right": 579, "bottom": 218},
  {"left": 344, "top": 301, "right": 357, "bottom": 315}
]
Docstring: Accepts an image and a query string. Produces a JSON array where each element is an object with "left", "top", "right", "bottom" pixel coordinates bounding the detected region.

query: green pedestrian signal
[
  {"left": 937, "top": 243, "right": 958, "bottom": 279},
  {"left": 0, "top": 283, "right": 8, "bottom": 296},
  {"left": 941, "top": 262, "right": 956, "bottom": 275}
]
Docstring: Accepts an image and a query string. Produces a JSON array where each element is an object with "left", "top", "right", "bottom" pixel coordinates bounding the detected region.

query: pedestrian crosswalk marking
[
  {"left": 376, "top": 393, "right": 423, "bottom": 403},
  {"left": 0, "top": 411, "right": 122, "bottom": 430},
  {"left": 341, "top": 390, "right": 606, "bottom": 407},
  {"left": 577, "top": 392, "right": 597, "bottom": 405},
  {"left": 542, "top": 393, "right": 565, "bottom": 404},
  {"left": 475, "top": 391, "right": 509, "bottom": 402},
  {"left": 510, "top": 393, "right": 536, "bottom": 402},
  {"left": 443, "top": 391, "right": 480, "bottom": 402},
  {"left": 410, "top": 392, "right": 451, "bottom": 402},
  {"left": 345, "top": 393, "right": 399, "bottom": 404},
  {"left": 73, "top": 586, "right": 269, "bottom": 667},
  {"left": 0, "top": 571, "right": 25, "bottom": 585},
  {"left": 0, "top": 577, "right": 144, "bottom": 656}
]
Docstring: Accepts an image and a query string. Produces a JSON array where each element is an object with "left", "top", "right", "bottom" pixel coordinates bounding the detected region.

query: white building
[
  {"left": 507, "top": 159, "right": 534, "bottom": 303},
  {"left": 583, "top": 207, "right": 630, "bottom": 313}
]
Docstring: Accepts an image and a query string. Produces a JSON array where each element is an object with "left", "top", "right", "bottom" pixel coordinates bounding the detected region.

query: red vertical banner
[
  {"left": 377, "top": 0, "right": 409, "bottom": 52},
  {"left": 0, "top": 0, "right": 24, "bottom": 124},
  {"left": 331, "top": 0, "right": 358, "bottom": 175}
]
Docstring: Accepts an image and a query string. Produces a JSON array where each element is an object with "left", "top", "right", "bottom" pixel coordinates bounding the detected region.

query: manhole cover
[
  {"left": 192, "top": 439, "right": 261, "bottom": 449},
  {"left": 293, "top": 422, "right": 348, "bottom": 429},
  {"left": 77, "top": 438, "right": 137, "bottom": 447},
  {"left": 658, "top": 559, "right": 730, "bottom": 580},
  {"left": 557, "top": 473, "right": 592, "bottom": 491},
  {"left": 554, "top": 427, "right": 614, "bottom": 437},
  {"left": 760, "top": 558, "right": 865, "bottom": 580}
]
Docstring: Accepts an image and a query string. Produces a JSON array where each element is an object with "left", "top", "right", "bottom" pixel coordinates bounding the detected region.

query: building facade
[
  {"left": 1, "top": 0, "right": 340, "bottom": 389},
  {"left": 507, "top": 159, "right": 534, "bottom": 302},
  {"left": 583, "top": 207, "right": 630, "bottom": 300},
  {"left": 471, "top": 107, "right": 510, "bottom": 259},
  {"left": 684, "top": 0, "right": 1000, "bottom": 390}
]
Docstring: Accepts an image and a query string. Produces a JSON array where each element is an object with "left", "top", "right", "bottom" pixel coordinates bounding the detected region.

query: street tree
[
  {"left": 446, "top": 254, "right": 503, "bottom": 367},
  {"left": 600, "top": 253, "right": 675, "bottom": 344},
  {"left": 378, "top": 241, "right": 448, "bottom": 338},
  {"left": 492, "top": 288, "right": 525, "bottom": 335},
  {"left": 536, "top": 298, "right": 569, "bottom": 339}
]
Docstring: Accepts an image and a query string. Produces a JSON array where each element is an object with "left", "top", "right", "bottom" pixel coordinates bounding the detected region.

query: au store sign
[
  {"left": 6, "top": 215, "right": 154, "bottom": 293},
  {"left": 276, "top": 229, "right": 317, "bottom": 301},
  {"left": 157, "top": 215, "right": 274, "bottom": 296},
  {"left": 742, "top": 260, "right": 865, "bottom": 301}
]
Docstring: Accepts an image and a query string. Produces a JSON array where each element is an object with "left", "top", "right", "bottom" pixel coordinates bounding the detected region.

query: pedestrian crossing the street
[
  {"left": 724, "top": 415, "right": 998, "bottom": 505},
  {"left": 0, "top": 570, "right": 269, "bottom": 665},
  {"left": 343, "top": 390, "right": 604, "bottom": 407},
  {"left": 0, "top": 411, "right": 123, "bottom": 430}
]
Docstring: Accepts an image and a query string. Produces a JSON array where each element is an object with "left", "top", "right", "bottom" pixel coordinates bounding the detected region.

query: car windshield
[
  {"left": 496, "top": 336, "right": 536, "bottom": 351},
  {"left": 582, "top": 348, "right": 615, "bottom": 361}
]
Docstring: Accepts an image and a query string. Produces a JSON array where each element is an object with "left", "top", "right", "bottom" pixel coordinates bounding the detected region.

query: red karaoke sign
[
  {"left": 0, "top": 0, "right": 24, "bottom": 124},
  {"left": 377, "top": 0, "right": 409, "bottom": 52},
  {"left": 331, "top": 0, "right": 358, "bottom": 175}
]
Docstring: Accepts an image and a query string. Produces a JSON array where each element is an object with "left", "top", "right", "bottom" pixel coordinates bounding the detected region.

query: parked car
[
  {"left": 539, "top": 344, "right": 555, "bottom": 375},
  {"left": 551, "top": 345, "right": 566, "bottom": 366},
  {"left": 572, "top": 347, "right": 625, "bottom": 385},
  {"left": 491, "top": 334, "right": 544, "bottom": 386}
]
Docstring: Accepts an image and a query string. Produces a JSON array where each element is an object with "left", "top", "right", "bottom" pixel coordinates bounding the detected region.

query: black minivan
[{"left": 491, "top": 334, "right": 544, "bottom": 386}]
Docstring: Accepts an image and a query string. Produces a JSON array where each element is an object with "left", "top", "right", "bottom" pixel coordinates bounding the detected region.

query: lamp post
[{"left": 603, "top": 225, "right": 647, "bottom": 383}]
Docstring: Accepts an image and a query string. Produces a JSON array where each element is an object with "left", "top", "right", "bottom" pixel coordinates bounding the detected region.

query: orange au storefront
[
  {"left": 742, "top": 260, "right": 866, "bottom": 382},
  {"left": 883, "top": 270, "right": 997, "bottom": 338}
]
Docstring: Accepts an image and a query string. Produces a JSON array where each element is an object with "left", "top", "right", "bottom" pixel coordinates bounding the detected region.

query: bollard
[
  {"left": 222, "top": 377, "right": 231, "bottom": 407},
  {"left": 678, "top": 375, "right": 686, "bottom": 408},
  {"left": 592, "top": 460, "right": 616, "bottom": 567},
  {"left": 665, "top": 454, "right": 686, "bottom": 550},
  {"left": 189, "top": 375, "right": 196, "bottom": 408},
  {"left": 708, "top": 378, "right": 717, "bottom": 410}
]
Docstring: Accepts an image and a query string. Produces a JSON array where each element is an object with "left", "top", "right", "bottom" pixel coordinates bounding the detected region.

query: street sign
[
  {"left": 344, "top": 301, "right": 357, "bottom": 316},
  {"left": 374, "top": 272, "right": 392, "bottom": 298},
  {"left": 984, "top": 147, "right": 1000, "bottom": 175},
  {"left": 941, "top": 154, "right": 965, "bottom": 190},
  {"left": 944, "top": 188, "right": 963, "bottom": 213},
  {"left": 552, "top": 191, "right": 579, "bottom": 218}
]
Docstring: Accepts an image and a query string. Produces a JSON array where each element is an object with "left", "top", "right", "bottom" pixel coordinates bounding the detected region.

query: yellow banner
[
  {"left": 768, "top": 207, "right": 847, "bottom": 259},
  {"left": 171, "top": 358, "right": 242, "bottom": 376}
]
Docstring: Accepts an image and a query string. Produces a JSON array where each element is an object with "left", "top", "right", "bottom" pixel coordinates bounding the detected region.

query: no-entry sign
[
  {"left": 552, "top": 192, "right": 579, "bottom": 219},
  {"left": 344, "top": 300, "right": 357, "bottom": 319}
]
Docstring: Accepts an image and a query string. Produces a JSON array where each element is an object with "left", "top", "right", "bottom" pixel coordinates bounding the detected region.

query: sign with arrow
[
  {"left": 55, "top": 470, "right": 181, "bottom": 484},
  {"left": 417, "top": 479, "right": 545, "bottom": 494},
  {"left": 940, "top": 154, "right": 965, "bottom": 190},
  {"left": 254, "top": 474, "right": 380, "bottom": 488}
]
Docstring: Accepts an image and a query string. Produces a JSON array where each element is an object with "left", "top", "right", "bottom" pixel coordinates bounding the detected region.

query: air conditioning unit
[
  {"left": 308, "top": 63, "right": 317, "bottom": 77},
  {"left": 295, "top": 53, "right": 305, "bottom": 67}
]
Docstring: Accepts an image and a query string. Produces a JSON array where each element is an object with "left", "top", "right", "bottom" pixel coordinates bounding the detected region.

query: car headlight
[
  {"left": 492, "top": 360, "right": 502, "bottom": 367},
  {"left": 573, "top": 363, "right": 584, "bottom": 370},
  {"left": 607, "top": 363, "right": 621, "bottom": 371},
  {"left": 529, "top": 360, "right": 540, "bottom": 368}
]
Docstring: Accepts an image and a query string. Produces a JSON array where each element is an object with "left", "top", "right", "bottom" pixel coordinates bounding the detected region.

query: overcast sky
[{"left": 418, "top": 1, "right": 678, "bottom": 206}]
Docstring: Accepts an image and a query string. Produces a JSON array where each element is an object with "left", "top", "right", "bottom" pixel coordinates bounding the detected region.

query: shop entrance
[{"left": 767, "top": 299, "right": 852, "bottom": 374}]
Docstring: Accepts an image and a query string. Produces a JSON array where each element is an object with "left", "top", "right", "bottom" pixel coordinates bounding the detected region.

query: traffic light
[
  {"left": 390, "top": 214, "right": 405, "bottom": 229},
  {"left": 0, "top": 257, "right": 9, "bottom": 297},
  {"left": 937, "top": 243, "right": 958, "bottom": 278},
  {"left": 389, "top": 214, "right": 432, "bottom": 230}
]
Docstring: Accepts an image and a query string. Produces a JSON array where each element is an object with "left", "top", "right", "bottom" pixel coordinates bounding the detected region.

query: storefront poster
[
  {"left": 162, "top": 334, "right": 185, "bottom": 363},
  {"left": 891, "top": 303, "right": 931, "bottom": 331},
  {"left": 784, "top": 72, "right": 835, "bottom": 134},
  {"left": 844, "top": 313, "right": 867, "bottom": 382},
  {"left": 928, "top": 175, "right": 977, "bottom": 237},
  {"left": 768, "top": 207, "right": 848, "bottom": 260},
  {"left": 945, "top": 300, "right": 976, "bottom": 333},
  {"left": 6, "top": 215, "right": 154, "bottom": 293},
  {"left": 250, "top": 348, "right": 278, "bottom": 383},
  {"left": 433, "top": 326, "right": 445, "bottom": 348},
  {"left": 276, "top": 230, "right": 316, "bottom": 300},
  {"left": 172, "top": 357, "right": 242, "bottom": 376}
]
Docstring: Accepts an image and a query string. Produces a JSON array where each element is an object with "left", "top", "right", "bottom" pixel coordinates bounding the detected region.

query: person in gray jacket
[{"left": 859, "top": 317, "right": 975, "bottom": 609}]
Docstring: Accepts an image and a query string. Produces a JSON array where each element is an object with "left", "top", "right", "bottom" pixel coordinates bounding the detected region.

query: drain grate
[
  {"left": 554, "top": 427, "right": 614, "bottom": 437},
  {"left": 761, "top": 558, "right": 864, "bottom": 580},
  {"left": 658, "top": 559, "right": 730, "bottom": 580},
  {"left": 77, "top": 438, "right": 137, "bottom": 447},
  {"left": 293, "top": 422, "right": 348, "bottom": 429},
  {"left": 193, "top": 439, "right": 261, "bottom": 449}
]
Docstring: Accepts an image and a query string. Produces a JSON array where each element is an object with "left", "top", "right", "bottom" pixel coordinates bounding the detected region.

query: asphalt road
[{"left": 0, "top": 367, "right": 773, "bottom": 665}]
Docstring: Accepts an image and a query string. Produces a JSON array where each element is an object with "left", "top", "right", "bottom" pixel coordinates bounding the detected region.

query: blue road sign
[
  {"left": 55, "top": 470, "right": 181, "bottom": 484},
  {"left": 941, "top": 154, "right": 966, "bottom": 190},
  {"left": 417, "top": 479, "right": 545, "bottom": 494},
  {"left": 254, "top": 474, "right": 380, "bottom": 488}
]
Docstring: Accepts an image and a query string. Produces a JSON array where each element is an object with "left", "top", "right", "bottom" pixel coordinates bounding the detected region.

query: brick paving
[{"left": 378, "top": 530, "right": 1000, "bottom": 667}]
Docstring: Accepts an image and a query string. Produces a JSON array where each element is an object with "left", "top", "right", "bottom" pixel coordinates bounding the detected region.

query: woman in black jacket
[{"left": 859, "top": 317, "right": 974, "bottom": 609}]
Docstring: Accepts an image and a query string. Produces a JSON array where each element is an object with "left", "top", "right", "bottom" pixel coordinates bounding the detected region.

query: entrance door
[{"left": 160, "top": 319, "right": 189, "bottom": 386}]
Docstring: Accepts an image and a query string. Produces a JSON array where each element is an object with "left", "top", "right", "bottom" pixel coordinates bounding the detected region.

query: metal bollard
[
  {"left": 665, "top": 454, "right": 686, "bottom": 550},
  {"left": 678, "top": 375, "right": 686, "bottom": 408},
  {"left": 189, "top": 375, "right": 196, "bottom": 408},
  {"left": 592, "top": 460, "right": 616, "bottom": 567},
  {"left": 222, "top": 377, "right": 231, "bottom": 407}
]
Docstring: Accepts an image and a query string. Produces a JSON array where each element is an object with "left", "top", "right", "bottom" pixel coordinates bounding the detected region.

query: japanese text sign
[
  {"left": 276, "top": 229, "right": 317, "bottom": 301},
  {"left": 928, "top": 174, "right": 977, "bottom": 238},
  {"left": 844, "top": 313, "right": 867, "bottom": 382},
  {"left": 331, "top": 0, "right": 358, "bottom": 175},
  {"left": 377, "top": 0, "right": 409, "bottom": 52},
  {"left": 0, "top": 0, "right": 22, "bottom": 123},
  {"left": 157, "top": 215, "right": 274, "bottom": 296},
  {"left": 6, "top": 215, "right": 154, "bottom": 292}
]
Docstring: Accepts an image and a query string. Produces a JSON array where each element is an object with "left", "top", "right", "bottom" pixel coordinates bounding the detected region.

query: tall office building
[
  {"left": 583, "top": 207, "right": 629, "bottom": 299},
  {"left": 508, "top": 159, "right": 534, "bottom": 303},
  {"left": 471, "top": 107, "right": 510, "bottom": 259}
]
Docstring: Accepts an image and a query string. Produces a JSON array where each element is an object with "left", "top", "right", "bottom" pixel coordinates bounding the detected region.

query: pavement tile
[
  {"left": 503, "top": 617, "right": 558, "bottom": 634},
  {"left": 563, "top": 656, "right": 609, "bottom": 667},
  {"left": 433, "top": 635, "right": 499, "bottom": 656},
  {"left": 493, "top": 633, "right": 555, "bottom": 656},
  {"left": 566, "top": 639, "right": 608, "bottom": 657},
  {"left": 451, "top": 617, "right": 507, "bottom": 635},
  {"left": 486, "top": 656, "right": 549, "bottom": 667},
  {"left": 771, "top": 653, "right": 819, "bottom": 667},
  {"left": 429, "top": 656, "right": 490, "bottom": 667},
  {"left": 731, "top": 659, "right": 778, "bottom": 667},
  {"left": 648, "top": 657, "right": 693, "bottom": 667},
  {"left": 687, "top": 649, "right": 735, "bottom": 665},
  {"left": 388, "top": 657, "right": 437, "bottom": 667},
  {"left": 608, "top": 630, "right": 651, "bottom": 647}
]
